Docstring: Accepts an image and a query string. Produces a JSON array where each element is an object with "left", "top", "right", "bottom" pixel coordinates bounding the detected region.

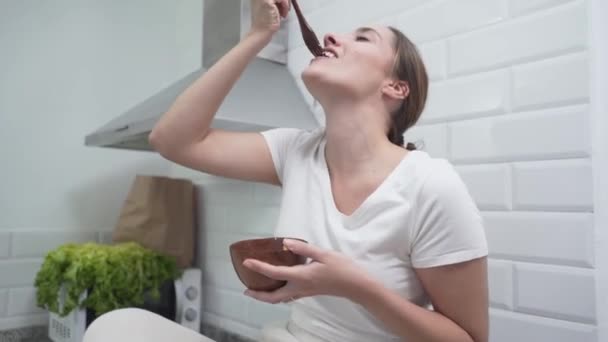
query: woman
[{"left": 85, "top": 0, "right": 489, "bottom": 341}]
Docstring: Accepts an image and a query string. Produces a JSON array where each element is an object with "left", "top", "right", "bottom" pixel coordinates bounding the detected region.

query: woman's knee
[{"left": 83, "top": 308, "right": 213, "bottom": 342}]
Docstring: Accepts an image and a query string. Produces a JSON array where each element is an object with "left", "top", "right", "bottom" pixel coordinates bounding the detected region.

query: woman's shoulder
[{"left": 406, "top": 151, "right": 470, "bottom": 201}]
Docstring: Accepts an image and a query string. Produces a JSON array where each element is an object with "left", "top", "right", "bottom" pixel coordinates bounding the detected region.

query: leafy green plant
[{"left": 35, "top": 242, "right": 181, "bottom": 317}]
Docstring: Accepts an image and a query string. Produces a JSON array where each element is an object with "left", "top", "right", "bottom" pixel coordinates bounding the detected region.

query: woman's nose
[{"left": 323, "top": 33, "right": 340, "bottom": 47}]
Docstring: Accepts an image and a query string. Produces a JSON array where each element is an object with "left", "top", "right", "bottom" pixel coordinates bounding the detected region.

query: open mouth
[
  {"left": 321, "top": 50, "right": 338, "bottom": 58},
  {"left": 312, "top": 49, "right": 338, "bottom": 62}
]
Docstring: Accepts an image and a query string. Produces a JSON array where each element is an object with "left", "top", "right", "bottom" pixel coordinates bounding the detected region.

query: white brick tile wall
[
  {"left": 204, "top": 286, "right": 248, "bottom": 324},
  {"left": 97, "top": 231, "right": 113, "bottom": 245},
  {"left": 509, "top": 0, "right": 574, "bottom": 17},
  {"left": 204, "top": 232, "right": 257, "bottom": 262},
  {"left": 287, "top": 0, "right": 427, "bottom": 49},
  {"left": 395, "top": 0, "right": 507, "bottom": 43},
  {"left": 514, "top": 263, "right": 596, "bottom": 323},
  {"left": 198, "top": 203, "right": 228, "bottom": 232},
  {"left": 171, "top": 163, "right": 207, "bottom": 182},
  {"left": 0, "top": 260, "right": 42, "bottom": 288},
  {"left": 11, "top": 231, "right": 97, "bottom": 258},
  {"left": 0, "top": 290, "right": 7, "bottom": 317},
  {"left": 422, "top": 70, "right": 509, "bottom": 123},
  {"left": 0, "top": 233, "right": 9, "bottom": 259},
  {"left": 450, "top": 106, "right": 590, "bottom": 163},
  {"left": 252, "top": 184, "right": 282, "bottom": 206},
  {"left": 449, "top": 1, "right": 587, "bottom": 75},
  {"left": 483, "top": 212, "right": 594, "bottom": 267},
  {"left": 199, "top": 181, "right": 254, "bottom": 205},
  {"left": 513, "top": 159, "right": 593, "bottom": 211},
  {"left": 488, "top": 260, "right": 514, "bottom": 309},
  {"left": 490, "top": 309, "right": 597, "bottom": 342},
  {"left": 455, "top": 164, "right": 512, "bottom": 210},
  {"left": 419, "top": 41, "right": 447, "bottom": 81},
  {"left": 222, "top": 206, "right": 278, "bottom": 236},
  {"left": 0, "top": 314, "right": 49, "bottom": 331},
  {"left": 6, "top": 287, "right": 45, "bottom": 316},
  {"left": 513, "top": 53, "right": 589, "bottom": 111},
  {"left": 403, "top": 124, "right": 448, "bottom": 158},
  {"left": 204, "top": 260, "right": 246, "bottom": 292}
]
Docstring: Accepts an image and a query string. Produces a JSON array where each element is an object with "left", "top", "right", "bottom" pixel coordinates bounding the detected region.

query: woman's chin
[{"left": 302, "top": 65, "right": 335, "bottom": 88}]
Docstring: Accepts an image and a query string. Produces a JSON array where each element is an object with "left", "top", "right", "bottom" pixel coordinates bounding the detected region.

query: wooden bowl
[{"left": 229, "top": 237, "right": 307, "bottom": 291}]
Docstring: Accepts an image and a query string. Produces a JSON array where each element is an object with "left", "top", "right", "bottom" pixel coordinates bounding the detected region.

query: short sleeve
[
  {"left": 260, "top": 128, "right": 304, "bottom": 184},
  {"left": 410, "top": 162, "right": 488, "bottom": 268}
]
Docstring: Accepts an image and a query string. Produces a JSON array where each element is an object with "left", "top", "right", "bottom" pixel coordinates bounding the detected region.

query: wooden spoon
[{"left": 291, "top": 0, "right": 324, "bottom": 57}]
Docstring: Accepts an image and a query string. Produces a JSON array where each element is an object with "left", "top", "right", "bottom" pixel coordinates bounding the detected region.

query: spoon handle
[{"left": 291, "top": 0, "right": 324, "bottom": 56}]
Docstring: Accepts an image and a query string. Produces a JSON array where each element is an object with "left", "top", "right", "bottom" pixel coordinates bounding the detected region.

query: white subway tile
[
  {"left": 403, "top": 124, "right": 448, "bottom": 158},
  {"left": 223, "top": 206, "right": 279, "bottom": 236},
  {"left": 199, "top": 180, "right": 254, "bottom": 205},
  {"left": 0, "top": 233, "right": 9, "bottom": 259},
  {"left": 204, "top": 260, "right": 246, "bottom": 291},
  {"left": 455, "top": 164, "right": 511, "bottom": 210},
  {"left": 449, "top": 1, "right": 587, "bottom": 75},
  {"left": 483, "top": 212, "right": 594, "bottom": 267},
  {"left": 490, "top": 309, "right": 597, "bottom": 342},
  {"left": 97, "top": 231, "right": 113, "bottom": 245},
  {"left": 288, "top": 0, "right": 427, "bottom": 49},
  {"left": 509, "top": 0, "right": 574, "bottom": 17},
  {"left": 247, "top": 299, "right": 291, "bottom": 328},
  {"left": 450, "top": 106, "right": 590, "bottom": 163},
  {"left": 513, "top": 159, "right": 593, "bottom": 211},
  {"left": 0, "top": 314, "right": 49, "bottom": 331},
  {"left": 488, "top": 260, "right": 514, "bottom": 309},
  {"left": 513, "top": 53, "right": 589, "bottom": 111},
  {"left": 419, "top": 41, "right": 447, "bottom": 81},
  {"left": 394, "top": 0, "right": 507, "bottom": 43},
  {"left": 203, "top": 232, "right": 256, "bottom": 262},
  {"left": 11, "top": 231, "right": 97, "bottom": 258},
  {"left": 7, "top": 288, "right": 45, "bottom": 316},
  {"left": 0, "top": 260, "right": 43, "bottom": 288},
  {"left": 0, "top": 290, "right": 7, "bottom": 316},
  {"left": 204, "top": 286, "right": 248, "bottom": 324},
  {"left": 422, "top": 70, "right": 508, "bottom": 123},
  {"left": 170, "top": 163, "right": 205, "bottom": 181},
  {"left": 199, "top": 204, "right": 228, "bottom": 232},
  {"left": 514, "top": 263, "right": 596, "bottom": 323},
  {"left": 253, "top": 184, "right": 282, "bottom": 206}
]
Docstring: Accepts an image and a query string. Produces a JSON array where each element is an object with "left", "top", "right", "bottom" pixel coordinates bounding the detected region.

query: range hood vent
[{"left": 85, "top": 0, "right": 319, "bottom": 151}]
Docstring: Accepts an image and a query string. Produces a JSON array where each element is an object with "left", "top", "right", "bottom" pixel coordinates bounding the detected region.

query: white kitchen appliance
[{"left": 48, "top": 268, "right": 202, "bottom": 342}]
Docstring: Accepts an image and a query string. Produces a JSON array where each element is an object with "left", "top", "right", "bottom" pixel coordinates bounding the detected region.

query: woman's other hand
[{"left": 242, "top": 239, "right": 372, "bottom": 304}]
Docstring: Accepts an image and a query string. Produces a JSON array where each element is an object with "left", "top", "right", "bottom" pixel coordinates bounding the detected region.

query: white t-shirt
[{"left": 260, "top": 127, "right": 488, "bottom": 342}]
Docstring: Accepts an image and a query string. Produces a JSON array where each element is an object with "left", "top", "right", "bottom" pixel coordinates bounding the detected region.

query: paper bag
[{"left": 112, "top": 175, "right": 196, "bottom": 268}]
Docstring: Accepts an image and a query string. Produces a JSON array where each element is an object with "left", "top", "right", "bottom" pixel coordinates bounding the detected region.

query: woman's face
[{"left": 302, "top": 25, "right": 398, "bottom": 101}]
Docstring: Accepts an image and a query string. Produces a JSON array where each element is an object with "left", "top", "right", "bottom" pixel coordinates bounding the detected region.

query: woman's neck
[{"left": 323, "top": 103, "right": 402, "bottom": 178}]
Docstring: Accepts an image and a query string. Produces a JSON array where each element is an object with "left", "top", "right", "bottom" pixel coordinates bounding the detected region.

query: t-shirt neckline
[{"left": 319, "top": 139, "right": 418, "bottom": 222}]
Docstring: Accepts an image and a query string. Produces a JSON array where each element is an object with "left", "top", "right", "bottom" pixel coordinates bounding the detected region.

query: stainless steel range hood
[{"left": 85, "top": 0, "right": 319, "bottom": 151}]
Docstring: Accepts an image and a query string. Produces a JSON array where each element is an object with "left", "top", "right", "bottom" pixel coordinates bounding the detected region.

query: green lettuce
[{"left": 34, "top": 242, "right": 181, "bottom": 317}]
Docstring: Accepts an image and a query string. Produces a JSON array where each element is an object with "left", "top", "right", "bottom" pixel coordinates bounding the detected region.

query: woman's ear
[{"left": 382, "top": 80, "right": 409, "bottom": 100}]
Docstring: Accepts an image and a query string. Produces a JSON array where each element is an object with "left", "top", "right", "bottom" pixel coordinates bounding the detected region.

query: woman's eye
[{"left": 356, "top": 36, "right": 370, "bottom": 42}]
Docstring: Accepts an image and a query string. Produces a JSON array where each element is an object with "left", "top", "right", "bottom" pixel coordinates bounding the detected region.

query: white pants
[{"left": 82, "top": 308, "right": 307, "bottom": 342}]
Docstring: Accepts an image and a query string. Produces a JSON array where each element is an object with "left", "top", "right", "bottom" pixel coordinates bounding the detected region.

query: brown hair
[{"left": 386, "top": 27, "right": 429, "bottom": 151}]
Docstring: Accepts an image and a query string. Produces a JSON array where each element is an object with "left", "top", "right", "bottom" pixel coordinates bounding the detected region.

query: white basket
[
  {"left": 46, "top": 268, "right": 202, "bottom": 342},
  {"left": 48, "top": 287, "right": 87, "bottom": 342}
]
